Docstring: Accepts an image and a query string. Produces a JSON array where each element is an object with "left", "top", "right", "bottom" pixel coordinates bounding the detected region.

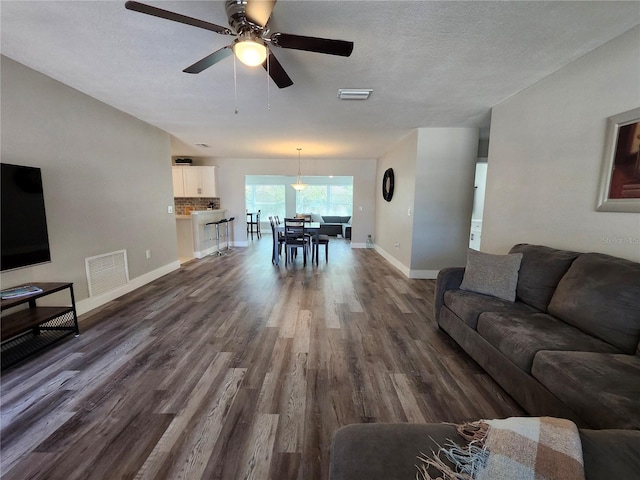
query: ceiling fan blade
[
  {"left": 270, "top": 32, "right": 353, "bottom": 57},
  {"left": 245, "top": 0, "right": 277, "bottom": 28},
  {"left": 125, "top": 1, "right": 231, "bottom": 35},
  {"left": 183, "top": 46, "right": 233, "bottom": 74},
  {"left": 263, "top": 51, "right": 293, "bottom": 89}
]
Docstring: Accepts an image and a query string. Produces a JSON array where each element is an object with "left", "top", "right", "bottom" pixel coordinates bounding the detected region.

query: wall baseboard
[
  {"left": 76, "top": 260, "right": 181, "bottom": 317},
  {"left": 373, "top": 245, "right": 411, "bottom": 277},
  {"left": 373, "top": 245, "right": 440, "bottom": 279},
  {"left": 408, "top": 269, "right": 439, "bottom": 279}
]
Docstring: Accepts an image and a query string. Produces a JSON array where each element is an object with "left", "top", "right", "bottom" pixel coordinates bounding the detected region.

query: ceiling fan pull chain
[
  {"left": 233, "top": 53, "right": 238, "bottom": 115},
  {"left": 267, "top": 50, "right": 271, "bottom": 111}
]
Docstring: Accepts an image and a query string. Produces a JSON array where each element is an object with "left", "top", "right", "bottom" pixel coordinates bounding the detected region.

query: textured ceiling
[{"left": 2, "top": 1, "right": 639, "bottom": 159}]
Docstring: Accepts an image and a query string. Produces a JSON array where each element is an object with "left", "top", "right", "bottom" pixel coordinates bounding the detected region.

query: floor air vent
[{"left": 85, "top": 250, "right": 129, "bottom": 297}]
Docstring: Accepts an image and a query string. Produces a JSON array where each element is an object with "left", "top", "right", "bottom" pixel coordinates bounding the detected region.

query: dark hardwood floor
[{"left": 1, "top": 236, "right": 523, "bottom": 479}]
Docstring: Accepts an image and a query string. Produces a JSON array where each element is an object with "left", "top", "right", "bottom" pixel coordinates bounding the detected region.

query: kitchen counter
[{"left": 175, "top": 209, "right": 227, "bottom": 262}]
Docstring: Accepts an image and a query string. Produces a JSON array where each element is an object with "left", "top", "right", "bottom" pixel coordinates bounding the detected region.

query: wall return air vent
[{"left": 85, "top": 249, "right": 129, "bottom": 297}]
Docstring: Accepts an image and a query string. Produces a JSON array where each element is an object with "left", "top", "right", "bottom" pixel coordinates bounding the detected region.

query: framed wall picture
[{"left": 597, "top": 107, "right": 640, "bottom": 212}]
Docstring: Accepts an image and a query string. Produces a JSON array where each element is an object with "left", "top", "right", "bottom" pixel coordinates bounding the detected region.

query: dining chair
[
  {"left": 247, "top": 209, "right": 261, "bottom": 240},
  {"left": 283, "top": 218, "right": 309, "bottom": 266},
  {"left": 296, "top": 214, "right": 315, "bottom": 245},
  {"left": 314, "top": 234, "right": 330, "bottom": 264},
  {"left": 269, "top": 216, "right": 285, "bottom": 264}
]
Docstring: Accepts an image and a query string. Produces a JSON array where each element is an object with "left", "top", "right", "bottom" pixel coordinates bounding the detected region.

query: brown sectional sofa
[
  {"left": 330, "top": 423, "right": 640, "bottom": 480},
  {"left": 303, "top": 214, "right": 351, "bottom": 238},
  {"left": 435, "top": 243, "right": 640, "bottom": 429},
  {"left": 329, "top": 244, "right": 640, "bottom": 480}
]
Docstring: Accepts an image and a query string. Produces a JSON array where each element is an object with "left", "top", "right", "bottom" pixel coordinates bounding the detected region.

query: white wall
[
  {"left": 412, "top": 128, "right": 478, "bottom": 274},
  {"left": 375, "top": 131, "right": 418, "bottom": 267},
  {"left": 375, "top": 128, "right": 478, "bottom": 277},
  {"left": 483, "top": 26, "right": 640, "bottom": 261},
  {"left": 1, "top": 56, "right": 179, "bottom": 312},
  {"left": 208, "top": 157, "right": 376, "bottom": 246}
]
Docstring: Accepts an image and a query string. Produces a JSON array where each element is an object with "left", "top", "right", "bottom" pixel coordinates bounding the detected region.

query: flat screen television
[{"left": 1, "top": 163, "right": 52, "bottom": 271}]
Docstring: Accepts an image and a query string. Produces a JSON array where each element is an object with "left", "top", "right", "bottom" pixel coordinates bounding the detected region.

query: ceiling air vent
[{"left": 337, "top": 89, "right": 372, "bottom": 100}]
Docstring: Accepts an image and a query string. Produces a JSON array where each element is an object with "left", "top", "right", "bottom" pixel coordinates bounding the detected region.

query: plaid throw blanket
[{"left": 417, "top": 417, "right": 585, "bottom": 480}]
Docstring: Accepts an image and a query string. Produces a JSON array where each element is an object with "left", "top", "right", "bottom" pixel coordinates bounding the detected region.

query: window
[
  {"left": 296, "top": 185, "right": 353, "bottom": 216},
  {"left": 245, "top": 185, "right": 286, "bottom": 221},
  {"left": 245, "top": 175, "right": 353, "bottom": 219}
]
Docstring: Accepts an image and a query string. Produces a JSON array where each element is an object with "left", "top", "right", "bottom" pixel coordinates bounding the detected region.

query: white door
[{"left": 469, "top": 162, "right": 487, "bottom": 250}]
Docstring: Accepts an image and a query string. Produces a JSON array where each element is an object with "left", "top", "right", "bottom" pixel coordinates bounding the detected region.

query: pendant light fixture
[{"left": 291, "top": 148, "right": 307, "bottom": 191}]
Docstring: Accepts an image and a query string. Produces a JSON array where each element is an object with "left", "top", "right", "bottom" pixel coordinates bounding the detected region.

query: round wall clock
[{"left": 382, "top": 168, "right": 394, "bottom": 202}]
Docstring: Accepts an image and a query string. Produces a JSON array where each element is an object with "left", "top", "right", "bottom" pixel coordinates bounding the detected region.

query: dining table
[{"left": 273, "top": 222, "right": 321, "bottom": 266}]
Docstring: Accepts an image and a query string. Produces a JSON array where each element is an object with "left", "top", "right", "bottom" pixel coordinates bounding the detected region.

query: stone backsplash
[{"left": 174, "top": 197, "right": 220, "bottom": 215}]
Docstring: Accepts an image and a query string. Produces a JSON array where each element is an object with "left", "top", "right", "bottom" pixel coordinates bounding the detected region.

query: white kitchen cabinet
[
  {"left": 183, "top": 166, "right": 217, "bottom": 197},
  {"left": 172, "top": 166, "right": 217, "bottom": 198},
  {"left": 199, "top": 167, "right": 217, "bottom": 197},
  {"left": 172, "top": 167, "right": 185, "bottom": 197}
]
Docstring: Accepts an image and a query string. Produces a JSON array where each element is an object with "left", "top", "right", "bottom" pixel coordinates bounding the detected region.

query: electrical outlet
[
  {"left": 168, "top": 205, "right": 174, "bottom": 214},
  {"left": 146, "top": 249, "right": 151, "bottom": 259},
  {"left": 394, "top": 242, "right": 400, "bottom": 248}
]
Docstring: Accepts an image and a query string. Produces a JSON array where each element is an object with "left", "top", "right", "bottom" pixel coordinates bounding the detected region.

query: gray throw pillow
[
  {"left": 311, "top": 213, "right": 324, "bottom": 223},
  {"left": 460, "top": 249, "right": 523, "bottom": 302}
]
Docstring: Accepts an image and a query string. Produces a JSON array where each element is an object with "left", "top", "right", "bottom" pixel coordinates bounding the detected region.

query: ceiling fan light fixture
[
  {"left": 126, "top": 1, "right": 354, "bottom": 88},
  {"left": 233, "top": 38, "right": 267, "bottom": 67}
]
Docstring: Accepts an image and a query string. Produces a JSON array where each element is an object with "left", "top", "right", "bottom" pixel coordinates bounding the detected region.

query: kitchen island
[{"left": 176, "top": 209, "right": 227, "bottom": 263}]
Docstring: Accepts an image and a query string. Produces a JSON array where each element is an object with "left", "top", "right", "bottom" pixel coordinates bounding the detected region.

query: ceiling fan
[{"left": 125, "top": 0, "right": 354, "bottom": 88}]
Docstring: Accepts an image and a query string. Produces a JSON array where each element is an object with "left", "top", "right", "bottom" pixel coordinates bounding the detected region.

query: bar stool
[
  {"left": 218, "top": 218, "right": 229, "bottom": 253},
  {"left": 225, "top": 217, "right": 235, "bottom": 252},
  {"left": 206, "top": 219, "right": 225, "bottom": 256}
]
